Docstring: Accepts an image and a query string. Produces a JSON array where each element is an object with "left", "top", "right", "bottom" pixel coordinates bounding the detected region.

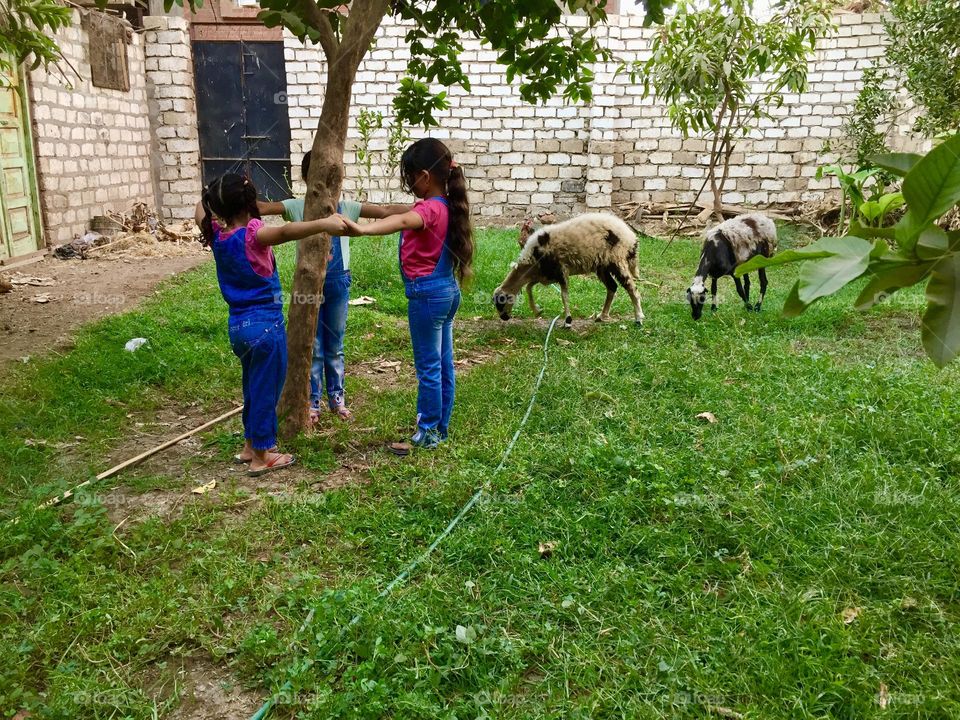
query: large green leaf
[
  {"left": 782, "top": 281, "right": 807, "bottom": 318},
  {"left": 869, "top": 152, "right": 922, "bottom": 177},
  {"left": 796, "top": 244, "right": 875, "bottom": 304},
  {"left": 854, "top": 261, "right": 934, "bottom": 310},
  {"left": 916, "top": 226, "right": 950, "bottom": 260},
  {"left": 735, "top": 236, "right": 873, "bottom": 276},
  {"left": 848, "top": 220, "right": 897, "bottom": 242},
  {"left": 902, "top": 134, "right": 960, "bottom": 230},
  {"left": 922, "top": 253, "right": 960, "bottom": 367}
]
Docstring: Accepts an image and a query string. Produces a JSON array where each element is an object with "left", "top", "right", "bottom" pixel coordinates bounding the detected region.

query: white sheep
[
  {"left": 493, "top": 213, "right": 645, "bottom": 327},
  {"left": 686, "top": 213, "right": 777, "bottom": 320}
]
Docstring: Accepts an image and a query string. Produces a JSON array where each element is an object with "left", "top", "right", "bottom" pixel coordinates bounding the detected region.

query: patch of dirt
[
  {"left": 0, "top": 252, "right": 210, "bottom": 364},
  {"left": 145, "top": 656, "right": 262, "bottom": 720}
]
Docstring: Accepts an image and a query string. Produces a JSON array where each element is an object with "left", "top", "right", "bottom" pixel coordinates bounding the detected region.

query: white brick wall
[
  {"left": 285, "top": 12, "right": 922, "bottom": 224},
  {"left": 143, "top": 16, "right": 201, "bottom": 221},
  {"left": 29, "top": 10, "right": 156, "bottom": 244}
]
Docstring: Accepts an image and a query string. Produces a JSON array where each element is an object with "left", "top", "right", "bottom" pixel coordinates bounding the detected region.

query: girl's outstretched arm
[
  {"left": 257, "top": 200, "right": 287, "bottom": 216},
  {"left": 340, "top": 211, "right": 423, "bottom": 237},
  {"left": 360, "top": 203, "right": 413, "bottom": 219},
  {"left": 255, "top": 216, "right": 348, "bottom": 247}
]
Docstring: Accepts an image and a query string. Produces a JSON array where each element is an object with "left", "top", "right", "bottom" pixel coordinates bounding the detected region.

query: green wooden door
[{"left": 0, "top": 64, "right": 43, "bottom": 261}]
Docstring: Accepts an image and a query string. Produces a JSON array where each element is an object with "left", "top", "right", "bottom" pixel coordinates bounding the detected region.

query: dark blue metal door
[{"left": 192, "top": 40, "right": 292, "bottom": 200}]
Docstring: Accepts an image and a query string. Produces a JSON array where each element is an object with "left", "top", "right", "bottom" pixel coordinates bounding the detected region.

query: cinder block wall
[
  {"left": 28, "top": 10, "right": 156, "bottom": 244},
  {"left": 285, "top": 12, "right": 913, "bottom": 225},
  {"left": 143, "top": 16, "right": 202, "bottom": 222}
]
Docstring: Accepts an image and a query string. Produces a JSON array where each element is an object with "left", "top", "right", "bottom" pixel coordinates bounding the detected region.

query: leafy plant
[
  {"left": 739, "top": 134, "right": 960, "bottom": 367},
  {"left": 0, "top": 0, "right": 73, "bottom": 79},
  {"left": 815, "top": 164, "right": 881, "bottom": 234},
  {"left": 355, "top": 108, "right": 383, "bottom": 203},
  {"left": 824, "top": 65, "right": 899, "bottom": 173},
  {"left": 884, "top": 0, "right": 960, "bottom": 137},
  {"left": 631, "top": 0, "right": 833, "bottom": 217},
  {"left": 858, "top": 192, "right": 904, "bottom": 228}
]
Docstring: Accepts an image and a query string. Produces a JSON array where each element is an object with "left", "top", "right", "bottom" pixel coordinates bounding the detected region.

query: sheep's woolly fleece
[
  {"left": 705, "top": 213, "right": 778, "bottom": 265},
  {"left": 517, "top": 213, "right": 638, "bottom": 274}
]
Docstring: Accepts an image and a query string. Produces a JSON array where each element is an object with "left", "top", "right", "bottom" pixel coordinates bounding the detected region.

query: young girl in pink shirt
[{"left": 340, "top": 138, "right": 474, "bottom": 453}]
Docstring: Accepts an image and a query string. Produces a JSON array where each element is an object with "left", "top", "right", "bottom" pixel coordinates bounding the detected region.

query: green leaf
[
  {"left": 782, "top": 281, "right": 808, "bottom": 318},
  {"left": 922, "top": 253, "right": 960, "bottom": 367},
  {"left": 870, "top": 152, "right": 922, "bottom": 178},
  {"left": 796, "top": 244, "right": 874, "bottom": 304},
  {"left": 917, "top": 226, "right": 950, "bottom": 260},
  {"left": 735, "top": 236, "right": 873, "bottom": 276},
  {"left": 902, "top": 134, "right": 960, "bottom": 229},
  {"left": 848, "top": 220, "right": 897, "bottom": 242},
  {"left": 854, "top": 261, "right": 934, "bottom": 310}
]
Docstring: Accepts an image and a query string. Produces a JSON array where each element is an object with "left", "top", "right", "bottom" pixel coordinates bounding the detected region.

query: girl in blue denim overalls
[
  {"left": 258, "top": 151, "right": 411, "bottom": 423},
  {"left": 196, "top": 174, "right": 347, "bottom": 475},
  {"left": 339, "top": 139, "right": 474, "bottom": 454}
]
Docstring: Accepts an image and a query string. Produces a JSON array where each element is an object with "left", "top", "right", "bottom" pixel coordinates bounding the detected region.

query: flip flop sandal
[
  {"left": 331, "top": 404, "right": 354, "bottom": 421},
  {"left": 247, "top": 454, "right": 296, "bottom": 477},
  {"left": 233, "top": 447, "right": 278, "bottom": 464},
  {"left": 387, "top": 442, "right": 412, "bottom": 457}
]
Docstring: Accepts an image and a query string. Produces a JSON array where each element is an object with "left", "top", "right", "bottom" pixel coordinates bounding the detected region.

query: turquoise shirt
[{"left": 282, "top": 198, "right": 362, "bottom": 274}]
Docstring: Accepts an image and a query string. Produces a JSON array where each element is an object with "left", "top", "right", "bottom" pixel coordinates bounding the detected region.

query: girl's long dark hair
[
  {"left": 200, "top": 173, "right": 260, "bottom": 246},
  {"left": 401, "top": 138, "right": 474, "bottom": 285}
]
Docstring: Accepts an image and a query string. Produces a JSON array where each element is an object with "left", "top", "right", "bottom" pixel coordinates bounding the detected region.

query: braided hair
[{"left": 200, "top": 173, "right": 260, "bottom": 246}]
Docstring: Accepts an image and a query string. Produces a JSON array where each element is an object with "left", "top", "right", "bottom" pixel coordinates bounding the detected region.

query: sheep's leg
[
  {"left": 742, "top": 274, "right": 752, "bottom": 310},
  {"left": 732, "top": 275, "right": 749, "bottom": 306},
  {"left": 710, "top": 277, "right": 718, "bottom": 313},
  {"left": 755, "top": 268, "right": 768, "bottom": 312},
  {"left": 525, "top": 283, "right": 542, "bottom": 317},
  {"left": 596, "top": 268, "right": 618, "bottom": 322},
  {"left": 614, "top": 263, "right": 645, "bottom": 326},
  {"left": 559, "top": 280, "right": 573, "bottom": 327}
]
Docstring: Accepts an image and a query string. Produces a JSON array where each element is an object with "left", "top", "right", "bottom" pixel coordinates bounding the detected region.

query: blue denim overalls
[
  {"left": 211, "top": 224, "right": 287, "bottom": 450},
  {"left": 400, "top": 197, "right": 461, "bottom": 441},
  {"left": 310, "top": 231, "right": 351, "bottom": 411}
]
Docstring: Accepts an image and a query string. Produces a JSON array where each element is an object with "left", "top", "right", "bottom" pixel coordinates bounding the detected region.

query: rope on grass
[{"left": 250, "top": 315, "right": 562, "bottom": 720}]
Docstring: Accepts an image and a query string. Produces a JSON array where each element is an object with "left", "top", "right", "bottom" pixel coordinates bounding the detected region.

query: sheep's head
[
  {"left": 687, "top": 278, "right": 707, "bottom": 320},
  {"left": 492, "top": 286, "right": 517, "bottom": 320},
  {"left": 518, "top": 218, "right": 534, "bottom": 249}
]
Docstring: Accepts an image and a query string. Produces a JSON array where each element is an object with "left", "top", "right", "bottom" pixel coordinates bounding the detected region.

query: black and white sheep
[
  {"left": 686, "top": 213, "right": 777, "bottom": 320},
  {"left": 493, "top": 213, "right": 645, "bottom": 327}
]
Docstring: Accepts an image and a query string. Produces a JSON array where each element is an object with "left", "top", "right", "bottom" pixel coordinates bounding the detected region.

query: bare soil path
[{"left": 0, "top": 253, "right": 210, "bottom": 364}]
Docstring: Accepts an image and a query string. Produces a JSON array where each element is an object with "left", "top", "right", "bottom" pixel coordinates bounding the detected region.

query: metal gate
[
  {"left": 192, "top": 41, "right": 292, "bottom": 200},
  {"left": 0, "top": 63, "right": 43, "bottom": 261}
]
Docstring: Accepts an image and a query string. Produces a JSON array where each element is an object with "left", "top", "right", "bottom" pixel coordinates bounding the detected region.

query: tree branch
[{"left": 299, "top": 0, "right": 339, "bottom": 59}]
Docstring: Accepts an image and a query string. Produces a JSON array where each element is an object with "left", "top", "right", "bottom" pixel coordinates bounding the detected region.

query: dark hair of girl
[
  {"left": 400, "top": 138, "right": 474, "bottom": 285},
  {"left": 200, "top": 173, "right": 260, "bottom": 246}
]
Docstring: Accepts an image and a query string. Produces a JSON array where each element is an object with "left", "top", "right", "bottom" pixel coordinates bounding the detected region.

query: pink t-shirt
[
  {"left": 214, "top": 218, "right": 275, "bottom": 278},
  {"left": 400, "top": 198, "right": 449, "bottom": 279}
]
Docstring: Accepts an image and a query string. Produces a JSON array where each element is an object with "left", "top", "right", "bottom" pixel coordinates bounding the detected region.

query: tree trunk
[{"left": 277, "top": 0, "right": 391, "bottom": 439}]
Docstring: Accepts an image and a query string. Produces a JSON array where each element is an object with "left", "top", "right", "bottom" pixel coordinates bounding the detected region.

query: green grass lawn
[{"left": 1, "top": 226, "right": 959, "bottom": 719}]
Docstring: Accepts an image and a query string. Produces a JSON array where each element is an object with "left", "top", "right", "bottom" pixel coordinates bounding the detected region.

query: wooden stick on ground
[{"left": 33, "top": 405, "right": 244, "bottom": 513}]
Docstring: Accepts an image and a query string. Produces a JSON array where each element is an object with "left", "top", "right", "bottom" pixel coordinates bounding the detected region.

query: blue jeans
[
  {"left": 406, "top": 280, "right": 461, "bottom": 435},
  {"left": 310, "top": 271, "right": 351, "bottom": 410},
  {"left": 229, "top": 309, "right": 287, "bottom": 450}
]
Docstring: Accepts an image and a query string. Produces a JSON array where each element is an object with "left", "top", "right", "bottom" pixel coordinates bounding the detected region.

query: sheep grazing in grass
[
  {"left": 687, "top": 213, "right": 777, "bottom": 320},
  {"left": 493, "top": 212, "right": 645, "bottom": 327}
]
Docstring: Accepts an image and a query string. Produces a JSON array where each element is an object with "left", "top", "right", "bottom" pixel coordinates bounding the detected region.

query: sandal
[
  {"left": 247, "top": 452, "right": 296, "bottom": 477},
  {"left": 387, "top": 441, "right": 411, "bottom": 457},
  {"left": 234, "top": 447, "right": 278, "bottom": 464},
  {"left": 331, "top": 403, "right": 353, "bottom": 422}
]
